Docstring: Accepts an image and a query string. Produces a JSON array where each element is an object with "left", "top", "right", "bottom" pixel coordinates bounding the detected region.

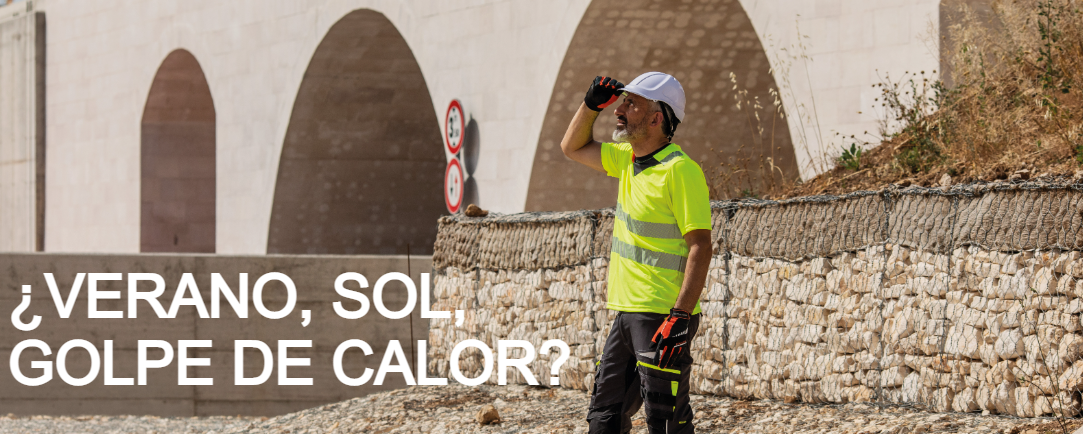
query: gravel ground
[
  {"left": 0, "top": 415, "right": 260, "bottom": 434},
  {"left": 1, "top": 385, "right": 1081, "bottom": 434}
]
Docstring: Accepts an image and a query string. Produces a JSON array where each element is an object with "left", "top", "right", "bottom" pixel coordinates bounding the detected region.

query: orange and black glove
[
  {"left": 584, "top": 76, "right": 624, "bottom": 111},
  {"left": 651, "top": 308, "right": 691, "bottom": 369}
]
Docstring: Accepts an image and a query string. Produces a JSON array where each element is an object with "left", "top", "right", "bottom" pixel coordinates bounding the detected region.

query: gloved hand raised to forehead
[
  {"left": 650, "top": 308, "right": 691, "bottom": 369},
  {"left": 584, "top": 76, "right": 625, "bottom": 112}
]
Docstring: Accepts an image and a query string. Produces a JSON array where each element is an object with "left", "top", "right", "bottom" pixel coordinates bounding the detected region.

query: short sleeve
[
  {"left": 667, "top": 159, "right": 712, "bottom": 235},
  {"left": 600, "top": 142, "right": 632, "bottom": 178}
]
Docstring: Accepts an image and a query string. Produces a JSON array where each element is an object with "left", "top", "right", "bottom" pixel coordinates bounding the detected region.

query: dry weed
[
  {"left": 707, "top": 74, "right": 798, "bottom": 200},
  {"left": 763, "top": 0, "right": 1083, "bottom": 199}
]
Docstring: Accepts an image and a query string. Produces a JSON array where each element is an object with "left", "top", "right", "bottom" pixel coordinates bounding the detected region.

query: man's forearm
[
  {"left": 674, "top": 240, "right": 712, "bottom": 312},
  {"left": 560, "top": 103, "right": 601, "bottom": 156}
]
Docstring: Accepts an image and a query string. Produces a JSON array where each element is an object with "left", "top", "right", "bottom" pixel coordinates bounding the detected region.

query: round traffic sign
[
  {"left": 444, "top": 158, "right": 464, "bottom": 213},
  {"left": 445, "top": 100, "right": 465, "bottom": 154}
]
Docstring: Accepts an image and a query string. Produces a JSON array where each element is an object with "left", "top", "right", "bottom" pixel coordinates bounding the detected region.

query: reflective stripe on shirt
[
  {"left": 615, "top": 204, "right": 684, "bottom": 239},
  {"left": 611, "top": 236, "right": 688, "bottom": 272}
]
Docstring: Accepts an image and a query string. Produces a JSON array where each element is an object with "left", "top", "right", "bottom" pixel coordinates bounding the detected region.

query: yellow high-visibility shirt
[{"left": 600, "top": 142, "right": 711, "bottom": 314}]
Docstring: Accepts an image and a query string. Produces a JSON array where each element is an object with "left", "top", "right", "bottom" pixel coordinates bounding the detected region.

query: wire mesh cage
[{"left": 430, "top": 180, "right": 1083, "bottom": 419}]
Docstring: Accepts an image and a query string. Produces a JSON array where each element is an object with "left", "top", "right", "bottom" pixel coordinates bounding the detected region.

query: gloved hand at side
[
  {"left": 584, "top": 76, "right": 625, "bottom": 111},
  {"left": 650, "top": 308, "right": 691, "bottom": 369}
]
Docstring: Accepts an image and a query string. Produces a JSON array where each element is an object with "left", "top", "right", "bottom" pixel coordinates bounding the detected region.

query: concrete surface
[
  {"left": 525, "top": 0, "right": 800, "bottom": 211},
  {"left": 0, "top": 5, "right": 43, "bottom": 252},
  {"left": 140, "top": 49, "right": 216, "bottom": 254},
  {"left": 0, "top": 0, "right": 949, "bottom": 253},
  {"left": 266, "top": 9, "right": 444, "bottom": 256},
  {"left": 0, "top": 253, "right": 433, "bottom": 416}
]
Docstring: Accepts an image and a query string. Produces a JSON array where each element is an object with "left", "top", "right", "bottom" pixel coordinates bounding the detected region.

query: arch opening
[
  {"left": 267, "top": 9, "right": 444, "bottom": 255},
  {"left": 525, "top": 0, "right": 799, "bottom": 211},
  {"left": 140, "top": 49, "right": 216, "bottom": 253}
]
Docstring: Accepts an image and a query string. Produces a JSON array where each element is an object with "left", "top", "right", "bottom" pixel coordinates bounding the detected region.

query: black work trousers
[{"left": 587, "top": 311, "right": 700, "bottom": 434}]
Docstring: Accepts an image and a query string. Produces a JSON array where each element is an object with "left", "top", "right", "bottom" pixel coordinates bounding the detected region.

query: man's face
[{"left": 612, "top": 93, "right": 655, "bottom": 143}]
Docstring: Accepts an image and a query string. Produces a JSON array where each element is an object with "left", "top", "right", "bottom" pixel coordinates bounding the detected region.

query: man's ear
[{"left": 650, "top": 111, "right": 665, "bottom": 128}]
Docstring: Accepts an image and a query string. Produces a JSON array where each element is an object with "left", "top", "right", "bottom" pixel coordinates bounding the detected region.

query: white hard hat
[{"left": 622, "top": 72, "right": 686, "bottom": 122}]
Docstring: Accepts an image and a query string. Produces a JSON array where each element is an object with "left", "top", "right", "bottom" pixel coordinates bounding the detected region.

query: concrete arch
[
  {"left": 267, "top": 9, "right": 444, "bottom": 255},
  {"left": 525, "top": 0, "right": 799, "bottom": 211},
  {"left": 140, "top": 49, "right": 216, "bottom": 253}
]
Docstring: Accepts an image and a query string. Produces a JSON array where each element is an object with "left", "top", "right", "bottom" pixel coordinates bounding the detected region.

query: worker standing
[{"left": 562, "top": 72, "right": 712, "bottom": 433}]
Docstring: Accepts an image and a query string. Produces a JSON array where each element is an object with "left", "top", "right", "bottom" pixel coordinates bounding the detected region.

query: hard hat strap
[{"left": 658, "top": 102, "right": 680, "bottom": 141}]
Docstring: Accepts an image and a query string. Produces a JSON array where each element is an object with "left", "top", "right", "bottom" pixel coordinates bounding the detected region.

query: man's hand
[
  {"left": 651, "top": 308, "right": 692, "bottom": 369},
  {"left": 584, "top": 76, "right": 624, "bottom": 111},
  {"left": 561, "top": 76, "right": 623, "bottom": 172}
]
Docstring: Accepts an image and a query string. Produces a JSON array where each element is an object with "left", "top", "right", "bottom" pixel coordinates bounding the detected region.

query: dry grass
[
  {"left": 706, "top": 73, "right": 795, "bottom": 200},
  {"left": 718, "top": 0, "right": 1083, "bottom": 200}
]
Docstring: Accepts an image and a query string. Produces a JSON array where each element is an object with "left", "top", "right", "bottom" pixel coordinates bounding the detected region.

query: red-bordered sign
[
  {"left": 445, "top": 100, "right": 465, "bottom": 154},
  {"left": 444, "top": 158, "right": 464, "bottom": 213}
]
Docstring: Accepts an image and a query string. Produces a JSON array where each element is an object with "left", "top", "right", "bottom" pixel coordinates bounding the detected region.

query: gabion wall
[{"left": 428, "top": 182, "right": 1083, "bottom": 417}]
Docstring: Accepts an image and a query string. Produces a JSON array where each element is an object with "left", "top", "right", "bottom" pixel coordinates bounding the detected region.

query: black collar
[
  {"left": 633, "top": 143, "right": 672, "bottom": 163},
  {"left": 632, "top": 143, "right": 673, "bottom": 175}
]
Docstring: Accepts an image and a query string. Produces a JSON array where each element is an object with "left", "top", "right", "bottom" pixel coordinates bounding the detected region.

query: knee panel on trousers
[
  {"left": 637, "top": 361, "right": 679, "bottom": 421},
  {"left": 637, "top": 361, "right": 694, "bottom": 433}
]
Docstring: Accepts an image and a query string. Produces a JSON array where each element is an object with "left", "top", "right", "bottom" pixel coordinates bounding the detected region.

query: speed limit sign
[
  {"left": 444, "top": 158, "right": 464, "bottom": 213},
  {"left": 445, "top": 100, "right": 465, "bottom": 154}
]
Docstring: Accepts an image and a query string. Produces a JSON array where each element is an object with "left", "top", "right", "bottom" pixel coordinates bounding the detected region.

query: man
[{"left": 561, "top": 72, "right": 712, "bottom": 433}]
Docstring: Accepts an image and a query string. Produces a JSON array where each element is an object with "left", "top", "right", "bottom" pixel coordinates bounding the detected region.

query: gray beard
[
  {"left": 612, "top": 123, "right": 646, "bottom": 143},
  {"left": 612, "top": 128, "right": 631, "bottom": 143}
]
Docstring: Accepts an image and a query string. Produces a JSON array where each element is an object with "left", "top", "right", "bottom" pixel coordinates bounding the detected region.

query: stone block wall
[{"left": 429, "top": 182, "right": 1083, "bottom": 417}]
